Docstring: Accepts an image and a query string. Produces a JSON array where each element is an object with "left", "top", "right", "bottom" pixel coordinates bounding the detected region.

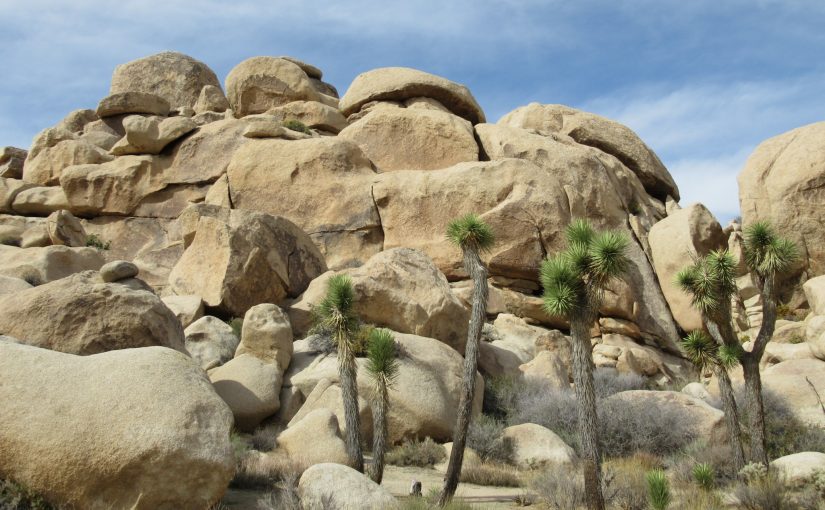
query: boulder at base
[
  {"left": 502, "top": 423, "right": 577, "bottom": 469},
  {"left": 0, "top": 341, "right": 235, "bottom": 510},
  {"left": 298, "top": 463, "right": 398, "bottom": 510},
  {"left": 0, "top": 271, "right": 185, "bottom": 355}
]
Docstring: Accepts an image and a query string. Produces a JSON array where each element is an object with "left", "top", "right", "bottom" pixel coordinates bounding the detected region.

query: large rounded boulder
[
  {"left": 0, "top": 340, "right": 235, "bottom": 509},
  {"left": 224, "top": 56, "right": 320, "bottom": 117},
  {"left": 298, "top": 463, "right": 397, "bottom": 510},
  {"left": 109, "top": 51, "right": 222, "bottom": 110},
  {"left": 0, "top": 271, "right": 185, "bottom": 355}
]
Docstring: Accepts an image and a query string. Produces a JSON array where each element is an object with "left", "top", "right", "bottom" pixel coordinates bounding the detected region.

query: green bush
[
  {"left": 646, "top": 469, "right": 671, "bottom": 510},
  {"left": 0, "top": 479, "right": 53, "bottom": 510},
  {"left": 386, "top": 437, "right": 445, "bottom": 467},
  {"left": 691, "top": 462, "right": 715, "bottom": 490},
  {"left": 85, "top": 234, "right": 110, "bottom": 250},
  {"left": 283, "top": 119, "right": 311, "bottom": 134}
]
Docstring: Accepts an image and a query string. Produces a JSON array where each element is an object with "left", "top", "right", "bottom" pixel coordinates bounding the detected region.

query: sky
[{"left": 2, "top": 0, "right": 824, "bottom": 223}]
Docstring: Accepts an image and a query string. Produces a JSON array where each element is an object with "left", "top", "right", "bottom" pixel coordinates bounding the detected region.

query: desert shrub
[
  {"left": 646, "top": 469, "right": 671, "bottom": 510},
  {"left": 459, "top": 462, "right": 521, "bottom": 487},
  {"left": 499, "top": 380, "right": 581, "bottom": 449},
  {"left": 0, "top": 479, "right": 53, "bottom": 510},
  {"left": 738, "top": 388, "right": 825, "bottom": 458},
  {"left": 249, "top": 424, "right": 280, "bottom": 452},
  {"left": 599, "top": 395, "right": 696, "bottom": 458},
  {"left": 593, "top": 368, "right": 647, "bottom": 398},
  {"left": 386, "top": 437, "right": 445, "bottom": 467},
  {"left": 671, "top": 486, "right": 724, "bottom": 510},
  {"left": 254, "top": 473, "right": 301, "bottom": 510},
  {"left": 528, "top": 467, "right": 585, "bottom": 510},
  {"left": 283, "top": 119, "right": 311, "bottom": 134},
  {"left": 670, "top": 440, "right": 738, "bottom": 484},
  {"left": 603, "top": 455, "right": 652, "bottom": 510},
  {"left": 0, "top": 237, "right": 20, "bottom": 247},
  {"left": 733, "top": 469, "right": 794, "bottom": 510},
  {"left": 84, "top": 234, "right": 110, "bottom": 250},
  {"left": 627, "top": 199, "right": 642, "bottom": 215},
  {"left": 232, "top": 451, "right": 305, "bottom": 490},
  {"left": 691, "top": 462, "right": 715, "bottom": 490},
  {"left": 467, "top": 414, "right": 513, "bottom": 464},
  {"left": 231, "top": 431, "right": 250, "bottom": 459},
  {"left": 308, "top": 324, "right": 373, "bottom": 357},
  {"left": 226, "top": 317, "right": 244, "bottom": 339}
]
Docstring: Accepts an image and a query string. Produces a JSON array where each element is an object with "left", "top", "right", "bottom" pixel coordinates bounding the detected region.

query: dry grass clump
[
  {"left": 459, "top": 462, "right": 521, "bottom": 487},
  {"left": 231, "top": 450, "right": 309, "bottom": 490},
  {"left": 386, "top": 437, "right": 445, "bottom": 467}
]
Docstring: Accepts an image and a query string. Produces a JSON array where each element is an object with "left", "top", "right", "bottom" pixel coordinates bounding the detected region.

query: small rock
[
  {"left": 161, "top": 294, "right": 204, "bottom": 328},
  {"left": 100, "top": 260, "right": 139, "bottom": 282},
  {"left": 298, "top": 463, "right": 398, "bottom": 510},
  {"left": 96, "top": 92, "right": 170, "bottom": 118},
  {"left": 184, "top": 316, "right": 239, "bottom": 370},
  {"left": 46, "top": 209, "right": 86, "bottom": 247}
]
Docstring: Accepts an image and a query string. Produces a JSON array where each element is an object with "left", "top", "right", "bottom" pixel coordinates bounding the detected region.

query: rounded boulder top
[
  {"left": 109, "top": 51, "right": 222, "bottom": 110},
  {"left": 224, "top": 56, "right": 321, "bottom": 117},
  {"left": 340, "top": 67, "right": 486, "bottom": 125}
]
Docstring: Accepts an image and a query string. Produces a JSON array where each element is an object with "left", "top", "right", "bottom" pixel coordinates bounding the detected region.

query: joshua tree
[
  {"left": 540, "top": 219, "right": 630, "bottom": 510},
  {"left": 677, "top": 222, "right": 797, "bottom": 466},
  {"left": 365, "top": 328, "right": 399, "bottom": 484},
  {"left": 677, "top": 250, "right": 747, "bottom": 471},
  {"left": 438, "top": 214, "right": 494, "bottom": 506},
  {"left": 314, "top": 274, "right": 364, "bottom": 472}
]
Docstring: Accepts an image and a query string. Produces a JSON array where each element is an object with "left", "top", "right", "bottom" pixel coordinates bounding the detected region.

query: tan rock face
[
  {"left": 236, "top": 303, "right": 293, "bottom": 371},
  {"left": 160, "top": 118, "right": 250, "bottom": 185},
  {"left": 96, "top": 92, "right": 171, "bottom": 118},
  {"left": 761, "top": 358, "right": 825, "bottom": 427},
  {"left": 193, "top": 84, "right": 230, "bottom": 114},
  {"left": 169, "top": 206, "right": 326, "bottom": 317},
  {"left": 803, "top": 275, "right": 825, "bottom": 316},
  {"left": 739, "top": 121, "right": 825, "bottom": 276},
  {"left": 499, "top": 103, "right": 679, "bottom": 201},
  {"left": 0, "top": 271, "right": 185, "bottom": 355},
  {"left": 161, "top": 294, "right": 204, "bottom": 328},
  {"left": 11, "top": 186, "right": 70, "bottom": 216},
  {"left": 288, "top": 378, "right": 373, "bottom": 440},
  {"left": 0, "top": 178, "right": 35, "bottom": 213},
  {"left": 23, "top": 138, "right": 113, "bottom": 186},
  {"left": 648, "top": 203, "right": 726, "bottom": 332},
  {"left": 110, "top": 51, "right": 221, "bottom": 110},
  {"left": 265, "top": 101, "right": 347, "bottom": 133},
  {"left": 46, "top": 209, "right": 86, "bottom": 246},
  {"left": 289, "top": 248, "right": 469, "bottom": 352},
  {"left": 0, "top": 146, "right": 26, "bottom": 178},
  {"left": 0, "top": 245, "right": 104, "bottom": 284},
  {"left": 771, "top": 452, "right": 825, "bottom": 486},
  {"left": 210, "top": 353, "right": 282, "bottom": 431},
  {"left": 225, "top": 56, "right": 320, "bottom": 117},
  {"left": 0, "top": 341, "right": 235, "bottom": 510},
  {"left": 184, "top": 316, "right": 239, "bottom": 370},
  {"left": 0, "top": 275, "right": 32, "bottom": 295},
  {"left": 226, "top": 137, "right": 381, "bottom": 269},
  {"left": 339, "top": 107, "right": 478, "bottom": 171},
  {"left": 340, "top": 67, "right": 486, "bottom": 124},
  {"left": 519, "top": 351, "right": 569, "bottom": 388},
  {"left": 109, "top": 115, "right": 197, "bottom": 156},
  {"left": 502, "top": 423, "right": 576, "bottom": 468},
  {"left": 299, "top": 463, "right": 398, "bottom": 510},
  {"left": 276, "top": 409, "right": 350, "bottom": 466}
]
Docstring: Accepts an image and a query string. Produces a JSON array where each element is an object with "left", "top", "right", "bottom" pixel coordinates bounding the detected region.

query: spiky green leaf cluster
[
  {"left": 743, "top": 221, "right": 798, "bottom": 276},
  {"left": 680, "top": 330, "right": 741, "bottom": 369},
  {"left": 446, "top": 214, "right": 495, "bottom": 252},
  {"left": 692, "top": 462, "right": 715, "bottom": 491},
  {"left": 675, "top": 250, "right": 737, "bottom": 316},
  {"left": 540, "top": 219, "right": 629, "bottom": 320},
  {"left": 314, "top": 274, "right": 359, "bottom": 345},
  {"left": 366, "top": 328, "right": 400, "bottom": 389},
  {"left": 718, "top": 343, "right": 743, "bottom": 369},
  {"left": 646, "top": 469, "right": 671, "bottom": 510}
]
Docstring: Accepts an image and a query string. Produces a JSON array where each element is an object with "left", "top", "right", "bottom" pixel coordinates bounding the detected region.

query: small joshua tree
[
  {"left": 540, "top": 219, "right": 629, "bottom": 510},
  {"left": 439, "top": 214, "right": 494, "bottom": 507},
  {"left": 314, "top": 274, "right": 363, "bottom": 472},
  {"left": 677, "top": 222, "right": 796, "bottom": 466},
  {"left": 365, "top": 328, "right": 399, "bottom": 484}
]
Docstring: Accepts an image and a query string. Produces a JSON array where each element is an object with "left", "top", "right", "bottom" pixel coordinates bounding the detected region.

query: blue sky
[{"left": 2, "top": 0, "right": 824, "bottom": 222}]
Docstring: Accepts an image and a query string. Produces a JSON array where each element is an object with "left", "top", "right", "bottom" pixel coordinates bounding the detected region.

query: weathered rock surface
[
  {"left": 339, "top": 107, "right": 478, "bottom": 171},
  {"left": 289, "top": 248, "right": 469, "bottom": 351},
  {"left": 11, "top": 186, "right": 70, "bottom": 216},
  {"left": 99, "top": 259, "right": 139, "bottom": 282},
  {"left": 96, "top": 92, "right": 171, "bottom": 118},
  {"left": 761, "top": 358, "right": 825, "bottom": 427},
  {"left": 225, "top": 56, "right": 320, "bottom": 117},
  {"left": 648, "top": 203, "right": 726, "bottom": 332},
  {"left": 340, "top": 67, "right": 485, "bottom": 124},
  {"left": 0, "top": 271, "right": 185, "bottom": 355},
  {"left": 110, "top": 115, "right": 197, "bottom": 155},
  {"left": 23, "top": 138, "right": 113, "bottom": 186},
  {"left": 276, "top": 409, "right": 350, "bottom": 466},
  {"left": 184, "top": 316, "right": 239, "bottom": 370},
  {"left": 236, "top": 303, "right": 293, "bottom": 370},
  {"left": 771, "top": 452, "right": 825, "bottom": 486},
  {"left": 209, "top": 353, "right": 281, "bottom": 431},
  {"left": 194, "top": 84, "right": 230, "bottom": 114},
  {"left": 110, "top": 51, "right": 222, "bottom": 110},
  {"left": 0, "top": 245, "right": 104, "bottom": 284},
  {"left": 0, "top": 178, "right": 35, "bottom": 213},
  {"left": 803, "top": 275, "right": 825, "bottom": 316},
  {"left": 161, "top": 294, "right": 203, "bottom": 328},
  {"left": 0, "top": 146, "right": 26, "bottom": 178},
  {"left": 160, "top": 118, "right": 250, "bottom": 185},
  {"left": 434, "top": 443, "right": 482, "bottom": 473},
  {"left": 0, "top": 275, "right": 33, "bottom": 295},
  {"left": 169, "top": 205, "right": 326, "bottom": 317},
  {"left": 738, "top": 121, "right": 825, "bottom": 276},
  {"left": 265, "top": 101, "right": 347, "bottom": 133},
  {"left": 298, "top": 463, "right": 398, "bottom": 510},
  {"left": 502, "top": 423, "right": 576, "bottom": 468},
  {"left": 499, "top": 103, "right": 679, "bottom": 200},
  {"left": 0, "top": 341, "right": 234, "bottom": 510},
  {"left": 226, "top": 137, "right": 381, "bottom": 269},
  {"left": 519, "top": 351, "right": 569, "bottom": 388},
  {"left": 46, "top": 209, "right": 86, "bottom": 246}
]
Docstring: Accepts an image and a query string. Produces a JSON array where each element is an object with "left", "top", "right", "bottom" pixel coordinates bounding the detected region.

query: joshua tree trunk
[
  {"left": 713, "top": 364, "right": 746, "bottom": 471},
  {"left": 439, "top": 248, "right": 488, "bottom": 507},
  {"left": 570, "top": 315, "right": 605, "bottom": 510},
  {"left": 741, "top": 275, "right": 777, "bottom": 467},
  {"left": 368, "top": 382, "right": 389, "bottom": 484},
  {"left": 338, "top": 343, "right": 364, "bottom": 472}
]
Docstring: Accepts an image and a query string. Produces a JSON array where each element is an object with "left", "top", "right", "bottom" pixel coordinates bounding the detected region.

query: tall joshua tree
[
  {"left": 677, "top": 250, "right": 747, "bottom": 471},
  {"left": 540, "top": 219, "right": 630, "bottom": 510},
  {"left": 315, "top": 274, "right": 364, "bottom": 472},
  {"left": 677, "top": 222, "right": 796, "bottom": 466},
  {"left": 365, "top": 328, "right": 399, "bottom": 484},
  {"left": 439, "top": 214, "right": 494, "bottom": 507}
]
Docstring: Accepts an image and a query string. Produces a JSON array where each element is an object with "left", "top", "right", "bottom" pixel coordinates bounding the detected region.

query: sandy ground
[{"left": 221, "top": 464, "right": 527, "bottom": 508}]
